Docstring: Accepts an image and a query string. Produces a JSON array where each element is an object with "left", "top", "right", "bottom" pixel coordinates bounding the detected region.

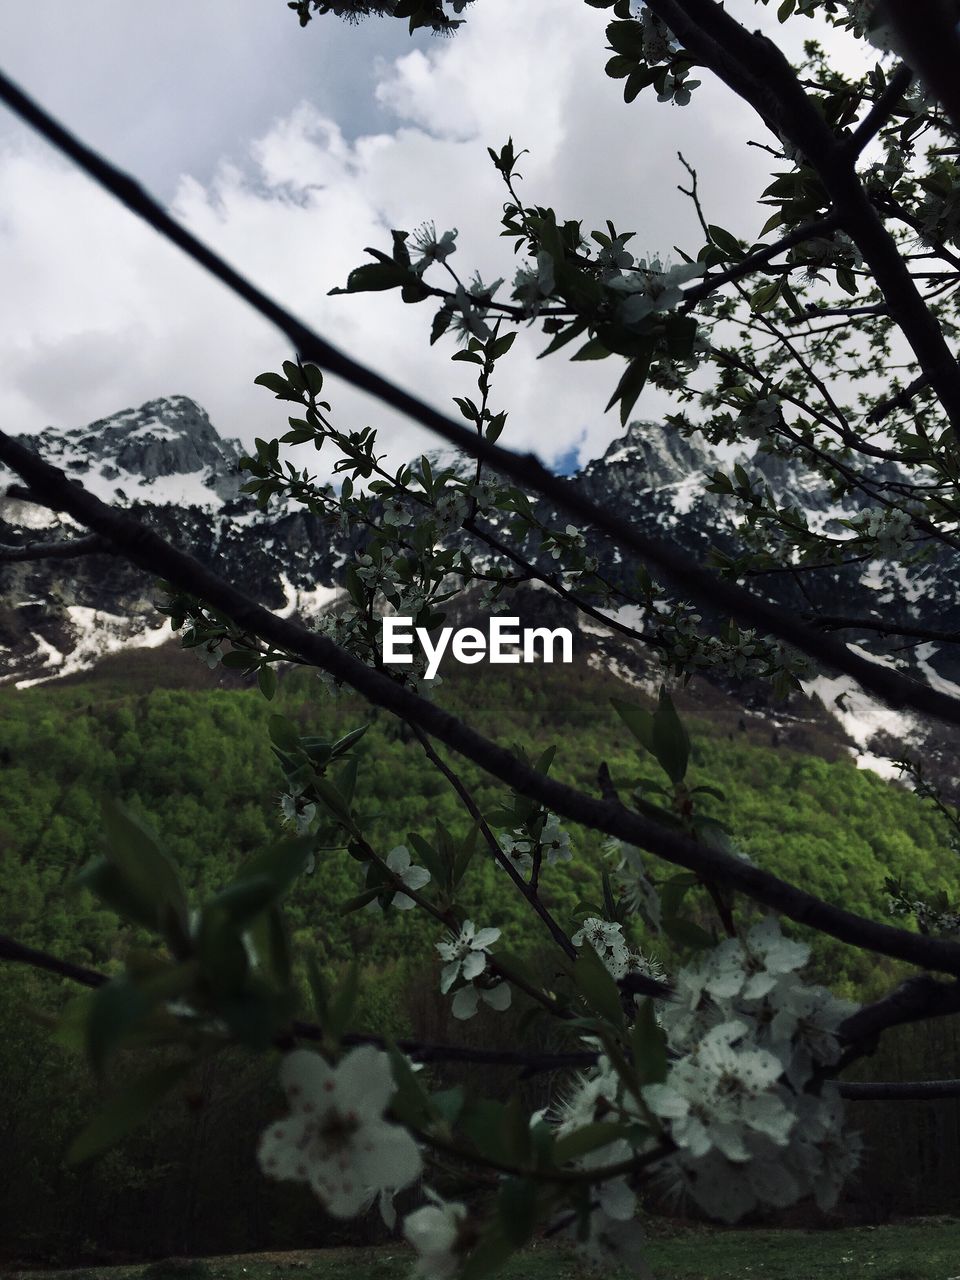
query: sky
[{"left": 0, "top": 0, "right": 861, "bottom": 475}]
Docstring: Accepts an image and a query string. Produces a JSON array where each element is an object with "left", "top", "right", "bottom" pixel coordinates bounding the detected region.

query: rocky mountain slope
[{"left": 1, "top": 396, "right": 956, "bottom": 793}]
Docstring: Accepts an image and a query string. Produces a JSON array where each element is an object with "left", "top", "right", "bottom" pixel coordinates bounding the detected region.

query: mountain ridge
[{"left": 2, "top": 395, "right": 957, "bottom": 795}]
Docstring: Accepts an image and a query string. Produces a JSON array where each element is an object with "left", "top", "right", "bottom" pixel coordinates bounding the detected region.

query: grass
[{"left": 6, "top": 1222, "right": 960, "bottom": 1280}]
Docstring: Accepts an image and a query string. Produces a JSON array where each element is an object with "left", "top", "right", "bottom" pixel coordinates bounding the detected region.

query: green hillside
[
  {"left": 2, "top": 644, "right": 959, "bottom": 1259},
  {"left": 1, "top": 643, "right": 954, "bottom": 994}
]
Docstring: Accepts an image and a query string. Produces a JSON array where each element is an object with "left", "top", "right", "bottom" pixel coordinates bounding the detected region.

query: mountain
[
  {"left": 1, "top": 396, "right": 957, "bottom": 795},
  {"left": 0, "top": 397, "right": 343, "bottom": 686}
]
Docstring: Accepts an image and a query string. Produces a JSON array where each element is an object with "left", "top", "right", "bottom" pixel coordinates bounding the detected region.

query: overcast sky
[{"left": 0, "top": 1, "right": 861, "bottom": 474}]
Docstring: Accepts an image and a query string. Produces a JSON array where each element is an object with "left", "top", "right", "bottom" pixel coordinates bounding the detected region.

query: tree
[{"left": 2, "top": 0, "right": 960, "bottom": 1273}]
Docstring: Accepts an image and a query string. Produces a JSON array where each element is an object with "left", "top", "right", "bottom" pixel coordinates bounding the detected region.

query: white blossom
[
  {"left": 609, "top": 256, "right": 704, "bottom": 327},
  {"left": 643, "top": 1019, "right": 793, "bottom": 1162},
  {"left": 258, "top": 1047, "right": 421, "bottom": 1217},
  {"left": 450, "top": 979, "right": 512, "bottom": 1020},
  {"left": 403, "top": 1189, "right": 472, "bottom": 1280},
  {"left": 436, "top": 920, "right": 500, "bottom": 993},
  {"left": 365, "top": 844, "right": 431, "bottom": 912}
]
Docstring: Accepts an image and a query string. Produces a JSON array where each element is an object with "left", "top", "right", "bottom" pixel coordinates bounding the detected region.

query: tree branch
[
  {"left": 840, "top": 1078, "right": 960, "bottom": 1100},
  {"left": 645, "top": 0, "right": 960, "bottom": 430},
  {"left": 846, "top": 62, "right": 914, "bottom": 155},
  {"left": 8, "top": 932, "right": 960, "bottom": 1094},
  {"left": 881, "top": 0, "right": 960, "bottom": 136},
  {"left": 0, "top": 533, "right": 115, "bottom": 562}
]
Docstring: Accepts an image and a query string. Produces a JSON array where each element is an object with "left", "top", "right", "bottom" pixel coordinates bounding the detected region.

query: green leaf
[
  {"left": 99, "top": 800, "right": 188, "bottom": 940},
  {"left": 196, "top": 906, "right": 250, "bottom": 996},
  {"left": 571, "top": 943, "right": 625, "bottom": 1028},
  {"left": 611, "top": 698, "right": 655, "bottom": 754},
  {"left": 708, "top": 224, "right": 744, "bottom": 259},
  {"left": 340, "top": 887, "right": 384, "bottom": 915},
  {"left": 337, "top": 262, "right": 411, "bottom": 294},
  {"left": 662, "top": 915, "right": 715, "bottom": 950},
  {"left": 207, "top": 874, "right": 280, "bottom": 925},
  {"left": 86, "top": 978, "right": 154, "bottom": 1074},
  {"left": 249, "top": 905, "right": 292, "bottom": 988},
  {"left": 498, "top": 1178, "right": 539, "bottom": 1247},
  {"left": 553, "top": 1121, "right": 627, "bottom": 1165},
  {"left": 66, "top": 1061, "right": 191, "bottom": 1164},
  {"left": 631, "top": 998, "right": 668, "bottom": 1086},
  {"left": 254, "top": 372, "right": 299, "bottom": 401},
  {"left": 571, "top": 337, "right": 612, "bottom": 361},
  {"left": 386, "top": 1043, "right": 433, "bottom": 1129},
  {"left": 605, "top": 348, "right": 653, "bottom": 425},
  {"left": 651, "top": 687, "right": 690, "bottom": 784},
  {"left": 232, "top": 835, "right": 316, "bottom": 909},
  {"left": 750, "top": 279, "right": 783, "bottom": 313},
  {"left": 268, "top": 715, "right": 302, "bottom": 753},
  {"left": 258, "top": 664, "right": 278, "bottom": 701},
  {"left": 836, "top": 264, "right": 858, "bottom": 295}
]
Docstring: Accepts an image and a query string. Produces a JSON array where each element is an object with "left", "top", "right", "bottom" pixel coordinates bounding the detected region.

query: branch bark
[{"left": 645, "top": 0, "right": 960, "bottom": 431}]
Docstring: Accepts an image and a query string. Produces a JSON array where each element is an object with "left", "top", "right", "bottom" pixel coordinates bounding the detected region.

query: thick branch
[
  {"left": 881, "top": 0, "right": 960, "bottom": 136},
  {"left": 0, "top": 933, "right": 108, "bottom": 988},
  {"left": 812, "top": 616, "right": 960, "bottom": 644},
  {"left": 839, "top": 973, "right": 960, "bottom": 1047},
  {"left": 0, "top": 533, "right": 114, "bottom": 562},
  {"left": 645, "top": 0, "right": 960, "bottom": 430},
  {"left": 7, "top": 933, "right": 959, "bottom": 1093},
  {"left": 846, "top": 62, "right": 914, "bottom": 155},
  {"left": 840, "top": 1079, "right": 960, "bottom": 1100}
]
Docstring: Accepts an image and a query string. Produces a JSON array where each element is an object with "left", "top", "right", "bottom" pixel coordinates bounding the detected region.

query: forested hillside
[{"left": 2, "top": 645, "right": 959, "bottom": 1260}]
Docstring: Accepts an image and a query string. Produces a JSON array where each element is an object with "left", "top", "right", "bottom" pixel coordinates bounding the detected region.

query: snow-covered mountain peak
[{"left": 7, "top": 396, "right": 246, "bottom": 510}]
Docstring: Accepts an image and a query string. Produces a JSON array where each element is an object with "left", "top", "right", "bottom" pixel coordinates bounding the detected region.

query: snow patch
[
  {"left": 15, "top": 608, "right": 172, "bottom": 688},
  {"left": 278, "top": 576, "right": 342, "bottom": 619}
]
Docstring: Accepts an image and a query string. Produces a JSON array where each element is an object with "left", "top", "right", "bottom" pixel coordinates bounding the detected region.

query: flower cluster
[
  {"left": 608, "top": 256, "right": 704, "bottom": 327},
  {"left": 436, "top": 920, "right": 511, "bottom": 1019},
  {"left": 499, "top": 813, "right": 572, "bottom": 876},
  {"left": 855, "top": 506, "right": 913, "bottom": 557},
  {"left": 887, "top": 885, "right": 960, "bottom": 939},
  {"left": 647, "top": 917, "right": 860, "bottom": 1220},
  {"left": 572, "top": 916, "right": 666, "bottom": 986}
]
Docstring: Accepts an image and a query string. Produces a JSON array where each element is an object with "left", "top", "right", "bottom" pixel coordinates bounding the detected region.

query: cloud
[{"left": 0, "top": 0, "right": 854, "bottom": 476}]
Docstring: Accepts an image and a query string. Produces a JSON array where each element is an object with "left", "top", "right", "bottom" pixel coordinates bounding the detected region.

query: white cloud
[{"left": 0, "top": 0, "right": 857, "bottom": 476}]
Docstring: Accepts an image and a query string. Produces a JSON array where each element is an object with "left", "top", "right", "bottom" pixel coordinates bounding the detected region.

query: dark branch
[
  {"left": 409, "top": 723, "right": 580, "bottom": 964},
  {"left": 881, "top": 0, "right": 960, "bottom": 137},
  {"left": 0, "top": 933, "right": 108, "bottom": 988},
  {"left": 0, "top": 533, "right": 115, "bottom": 562},
  {"left": 812, "top": 616, "right": 960, "bottom": 644},
  {"left": 645, "top": 0, "right": 960, "bottom": 430},
  {"left": 866, "top": 371, "right": 931, "bottom": 424},
  {"left": 680, "top": 212, "right": 841, "bottom": 310},
  {"left": 839, "top": 973, "right": 960, "bottom": 1048},
  {"left": 840, "top": 1079, "right": 960, "bottom": 1100},
  {"left": 7, "top": 932, "right": 959, "bottom": 1091},
  {"left": 846, "top": 62, "right": 914, "bottom": 155}
]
